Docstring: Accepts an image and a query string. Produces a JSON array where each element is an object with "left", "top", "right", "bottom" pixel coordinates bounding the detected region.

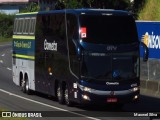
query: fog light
[
  {"left": 133, "top": 95, "right": 138, "bottom": 100},
  {"left": 82, "top": 95, "right": 90, "bottom": 101}
]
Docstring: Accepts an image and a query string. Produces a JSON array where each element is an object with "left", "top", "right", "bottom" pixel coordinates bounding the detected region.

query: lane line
[
  {"left": 0, "top": 89, "right": 101, "bottom": 120},
  {"left": 7, "top": 68, "right": 12, "bottom": 71},
  {"left": 0, "top": 60, "right": 3, "bottom": 63},
  {"left": 1, "top": 54, "right": 5, "bottom": 56},
  {"left": 0, "top": 44, "right": 11, "bottom": 47}
]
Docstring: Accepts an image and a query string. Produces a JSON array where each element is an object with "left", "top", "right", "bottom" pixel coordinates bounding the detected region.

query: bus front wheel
[{"left": 64, "top": 84, "right": 73, "bottom": 107}]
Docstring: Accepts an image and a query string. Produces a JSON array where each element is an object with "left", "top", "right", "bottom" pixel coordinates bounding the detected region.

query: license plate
[{"left": 107, "top": 98, "right": 118, "bottom": 103}]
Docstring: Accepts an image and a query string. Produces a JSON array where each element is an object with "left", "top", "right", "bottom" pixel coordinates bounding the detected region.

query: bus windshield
[
  {"left": 81, "top": 51, "right": 139, "bottom": 81},
  {"left": 79, "top": 15, "right": 138, "bottom": 45}
]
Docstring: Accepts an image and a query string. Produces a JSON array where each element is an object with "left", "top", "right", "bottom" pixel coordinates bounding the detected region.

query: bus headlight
[
  {"left": 131, "top": 87, "right": 139, "bottom": 92},
  {"left": 79, "top": 85, "right": 91, "bottom": 92},
  {"left": 84, "top": 87, "right": 91, "bottom": 92}
]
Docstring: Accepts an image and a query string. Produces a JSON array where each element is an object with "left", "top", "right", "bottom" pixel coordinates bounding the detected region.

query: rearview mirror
[{"left": 140, "top": 42, "right": 149, "bottom": 62}]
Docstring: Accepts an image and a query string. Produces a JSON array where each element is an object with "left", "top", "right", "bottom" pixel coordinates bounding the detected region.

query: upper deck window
[
  {"left": 13, "top": 17, "right": 36, "bottom": 35},
  {"left": 79, "top": 15, "right": 138, "bottom": 45}
]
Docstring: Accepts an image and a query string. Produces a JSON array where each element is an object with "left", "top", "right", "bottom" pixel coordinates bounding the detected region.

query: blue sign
[{"left": 136, "top": 21, "right": 160, "bottom": 59}]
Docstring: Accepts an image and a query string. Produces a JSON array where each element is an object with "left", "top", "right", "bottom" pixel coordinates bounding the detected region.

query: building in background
[
  {"left": 0, "top": 0, "right": 58, "bottom": 14},
  {"left": 0, "top": 0, "right": 31, "bottom": 14}
]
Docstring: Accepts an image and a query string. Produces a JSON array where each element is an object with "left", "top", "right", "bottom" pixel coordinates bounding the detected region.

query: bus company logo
[
  {"left": 106, "top": 82, "right": 119, "bottom": 85},
  {"left": 142, "top": 32, "right": 160, "bottom": 49},
  {"left": 106, "top": 46, "right": 117, "bottom": 51},
  {"left": 44, "top": 39, "right": 57, "bottom": 51}
]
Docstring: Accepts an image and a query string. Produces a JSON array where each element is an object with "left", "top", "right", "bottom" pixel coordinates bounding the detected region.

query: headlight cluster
[
  {"left": 79, "top": 85, "right": 92, "bottom": 92},
  {"left": 130, "top": 87, "right": 139, "bottom": 92}
]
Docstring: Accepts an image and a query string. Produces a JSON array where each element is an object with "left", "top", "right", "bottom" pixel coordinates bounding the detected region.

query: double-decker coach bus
[{"left": 12, "top": 9, "right": 148, "bottom": 106}]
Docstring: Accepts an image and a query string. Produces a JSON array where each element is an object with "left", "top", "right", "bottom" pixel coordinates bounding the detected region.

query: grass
[
  {"left": 0, "top": 36, "right": 12, "bottom": 43},
  {"left": 138, "top": 0, "right": 160, "bottom": 21}
]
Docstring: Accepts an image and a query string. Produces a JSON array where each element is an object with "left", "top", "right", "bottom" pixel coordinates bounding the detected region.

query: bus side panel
[
  {"left": 66, "top": 13, "right": 81, "bottom": 102},
  {"left": 35, "top": 13, "right": 70, "bottom": 96}
]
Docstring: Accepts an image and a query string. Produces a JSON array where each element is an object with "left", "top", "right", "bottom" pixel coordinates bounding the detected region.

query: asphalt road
[{"left": 0, "top": 42, "right": 160, "bottom": 120}]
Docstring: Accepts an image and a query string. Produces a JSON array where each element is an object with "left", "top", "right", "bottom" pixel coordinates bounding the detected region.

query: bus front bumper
[{"left": 78, "top": 89, "right": 140, "bottom": 105}]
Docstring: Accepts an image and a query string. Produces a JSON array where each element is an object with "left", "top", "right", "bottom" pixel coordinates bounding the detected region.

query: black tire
[
  {"left": 56, "top": 83, "right": 64, "bottom": 104},
  {"left": 21, "top": 79, "right": 26, "bottom": 93},
  {"left": 21, "top": 78, "right": 31, "bottom": 95},
  {"left": 25, "top": 78, "right": 31, "bottom": 95},
  {"left": 64, "top": 84, "right": 73, "bottom": 107}
]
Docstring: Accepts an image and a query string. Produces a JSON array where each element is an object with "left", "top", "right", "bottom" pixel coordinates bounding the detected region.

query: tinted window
[
  {"left": 67, "top": 14, "right": 79, "bottom": 76},
  {"left": 80, "top": 15, "right": 138, "bottom": 45},
  {"left": 81, "top": 51, "right": 139, "bottom": 81},
  {"left": 13, "top": 18, "right": 18, "bottom": 34},
  {"left": 29, "top": 18, "right": 36, "bottom": 35},
  {"left": 13, "top": 17, "right": 36, "bottom": 35}
]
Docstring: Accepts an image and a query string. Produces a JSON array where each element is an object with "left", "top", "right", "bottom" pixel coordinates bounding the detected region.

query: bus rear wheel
[
  {"left": 25, "top": 78, "right": 31, "bottom": 94},
  {"left": 22, "top": 79, "right": 26, "bottom": 93},
  {"left": 22, "top": 78, "right": 31, "bottom": 95}
]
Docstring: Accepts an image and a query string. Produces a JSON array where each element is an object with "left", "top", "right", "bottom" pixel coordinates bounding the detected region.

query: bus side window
[
  {"left": 21, "top": 18, "right": 24, "bottom": 34},
  {"left": 16, "top": 19, "right": 20, "bottom": 34},
  {"left": 13, "top": 18, "right": 18, "bottom": 34},
  {"left": 67, "top": 14, "right": 79, "bottom": 76},
  {"left": 23, "top": 18, "right": 29, "bottom": 35},
  {"left": 17, "top": 18, "right": 24, "bottom": 35},
  {"left": 29, "top": 18, "right": 36, "bottom": 35}
]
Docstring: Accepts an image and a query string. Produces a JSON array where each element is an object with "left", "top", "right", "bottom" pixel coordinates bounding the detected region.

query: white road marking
[
  {"left": 0, "top": 89, "right": 101, "bottom": 120},
  {"left": 0, "top": 44, "right": 11, "bottom": 47},
  {"left": 1, "top": 54, "right": 5, "bottom": 56},
  {"left": 7, "top": 67, "right": 12, "bottom": 71},
  {"left": 0, "top": 60, "right": 3, "bottom": 63}
]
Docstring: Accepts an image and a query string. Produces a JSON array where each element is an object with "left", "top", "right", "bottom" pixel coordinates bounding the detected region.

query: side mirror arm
[{"left": 140, "top": 41, "right": 149, "bottom": 62}]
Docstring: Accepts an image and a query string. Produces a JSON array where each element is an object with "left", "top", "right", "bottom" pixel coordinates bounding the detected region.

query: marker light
[{"left": 48, "top": 67, "right": 52, "bottom": 75}]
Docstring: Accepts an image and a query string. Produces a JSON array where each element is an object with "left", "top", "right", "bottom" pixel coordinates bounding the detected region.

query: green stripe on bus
[
  {"left": 12, "top": 54, "right": 35, "bottom": 60},
  {"left": 16, "top": 12, "right": 38, "bottom": 15},
  {"left": 13, "top": 35, "right": 35, "bottom": 40}
]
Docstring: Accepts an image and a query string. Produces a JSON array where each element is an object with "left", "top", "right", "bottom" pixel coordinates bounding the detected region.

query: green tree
[
  {"left": 93, "top": 0, "right": 131, "bottom": 9},
  {"left": 20, "top": 2, "right": 40, "bottom": 13},
  {"left": 132, "top": 0, "right": 147, "bottom": 18},
  {"left": 0, "top": 13, "right": 14, "bottom": 38},
  {"left": 61, "top": 0, "right": 83, "bottom": 9}
]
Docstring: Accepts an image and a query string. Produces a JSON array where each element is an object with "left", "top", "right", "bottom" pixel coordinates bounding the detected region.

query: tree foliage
[
  {"left": 0, "top": 13, "right": 14, "bottom": 38},
  {"left": 132, "top": 0, "right": 147, "bottom": 18},
  {"left": 20, "top": 2, "right": 40, "bottom": 13},
  {"left": 55, "top": 0, "right": 131, "bottom": 9},
  {"left": 54, "top": 0, "right": 147, "bottom": 19}
]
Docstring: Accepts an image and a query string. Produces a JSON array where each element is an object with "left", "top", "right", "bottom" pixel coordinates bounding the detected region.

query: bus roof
[{"left": 16, "top": 9, "right": 132, "bottom": 17}]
